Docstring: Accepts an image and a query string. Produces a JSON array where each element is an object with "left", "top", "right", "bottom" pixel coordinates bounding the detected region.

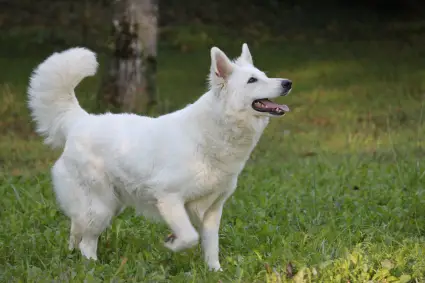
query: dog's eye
[{"left": 247, "top": 77, "right": 258, "bottom": 84}]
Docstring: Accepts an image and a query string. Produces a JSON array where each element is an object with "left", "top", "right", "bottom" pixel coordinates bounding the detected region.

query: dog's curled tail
[{"left": 28, "top": 47, "right": 98, "bottom": 148}]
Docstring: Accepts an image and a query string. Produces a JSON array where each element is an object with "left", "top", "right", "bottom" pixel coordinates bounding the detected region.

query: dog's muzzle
[{"left": 281, "top": 79, "right": 292, "bottom": 96}]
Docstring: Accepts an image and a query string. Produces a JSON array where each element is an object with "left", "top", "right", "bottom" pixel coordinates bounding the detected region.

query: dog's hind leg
[
  {"left": 69, "top": 221, "right": 82, "bottom": 251},
  {"left": 77, "top": 184, "right": 121, "bottom": 260},
  {"left": 52, "top": 159, "right": 87, "bottom": 253},
  {"left": 73, "top": 192, "right": 118, "bottom": 260},
  {"left": 157, "top": 196, "right": 199, "bottom": 252},
  {"left": 52, "top": 157, "right": 118, "bottom": 260}
]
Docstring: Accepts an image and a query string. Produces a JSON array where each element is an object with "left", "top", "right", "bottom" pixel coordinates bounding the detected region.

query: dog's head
[{"left": 208, "top": 43, "right": 291, "bottom": 118}]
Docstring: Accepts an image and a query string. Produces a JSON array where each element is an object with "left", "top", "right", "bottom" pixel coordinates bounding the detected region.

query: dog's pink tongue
[{"left": 261, "top": 99, "right": 290, "bottom": 112}]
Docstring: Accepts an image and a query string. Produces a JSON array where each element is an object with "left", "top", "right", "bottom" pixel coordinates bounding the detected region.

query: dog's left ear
[{"left": 241, "top": 43, "right": 253, "bottom": 65}]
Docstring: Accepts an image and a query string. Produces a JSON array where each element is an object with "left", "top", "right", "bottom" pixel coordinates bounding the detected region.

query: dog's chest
[
  {"left": 184, "top": 124, "right": 263, "bottom": 199},
  {"left": 184, "top": 150, "right": 250, "bottom": 201},
  {"left": 183, "top": 157, "right": 238, "bottom": 200}
]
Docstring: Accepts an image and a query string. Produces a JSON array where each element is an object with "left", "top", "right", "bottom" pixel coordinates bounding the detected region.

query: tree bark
[{"left": 98, "top": 0, "right": 158, "bottom": 113}]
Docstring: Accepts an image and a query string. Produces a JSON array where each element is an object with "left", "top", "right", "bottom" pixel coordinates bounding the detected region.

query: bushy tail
[{"left": 28, "top": 47, "right": 98, "bottom": 148}]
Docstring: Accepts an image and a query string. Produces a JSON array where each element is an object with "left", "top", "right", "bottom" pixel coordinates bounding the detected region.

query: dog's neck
[{"left": 184, "top": 90, "right": 269, "bottom": 170}]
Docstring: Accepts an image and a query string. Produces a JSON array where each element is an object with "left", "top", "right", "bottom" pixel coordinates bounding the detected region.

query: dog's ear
[
  {"left": 241, "top": 43, "right": 253, "bottom": 65},
  {"left": 210, "top": 47, "right": 233, "bottom": 79}
]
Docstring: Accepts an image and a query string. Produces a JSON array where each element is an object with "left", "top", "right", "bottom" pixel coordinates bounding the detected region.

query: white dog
[{"left": 28, "top": 43, "right": 292, "bottom": 271}]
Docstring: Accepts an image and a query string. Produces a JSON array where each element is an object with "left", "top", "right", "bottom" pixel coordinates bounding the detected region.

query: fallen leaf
[
  {"left": 264, "top": 262, "right": 272, "bottom": 274},
  {"left": 286, "top": 262, "right": 295, "bottom": 278}
]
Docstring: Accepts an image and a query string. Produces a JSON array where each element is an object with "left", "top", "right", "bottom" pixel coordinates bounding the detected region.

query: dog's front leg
[
  {"left": 202, "top": 201, "right": 225, "bottom": 271},
  {"left": 157, "top": 195, "right": 199, "bottom": 252},
  {"left": 201, "top": 181, "right": 236, "bottom": 271}
]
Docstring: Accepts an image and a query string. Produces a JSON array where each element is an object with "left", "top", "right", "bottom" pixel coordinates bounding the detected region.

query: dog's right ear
[{"left": 210, "top": 47, "right": 233, "bottom": 80}]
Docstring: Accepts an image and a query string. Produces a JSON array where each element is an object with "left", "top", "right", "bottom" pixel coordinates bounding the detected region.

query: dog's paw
[
  {"left": 163, "top": 241, "right": 180, "bottom": 252},
  {"left": 81, "top": 251, "right": 98, "bottom": 261},
  {"left": 68, "top": 242, "right": 76, "bottom": 251},
  {"left": 163, "top": 232, "right": 198, "bottom": 252},
  {"left": 79, "top": 241, "right": 98, "bottom": 260},
  {"left": 208, "top": 263, "right": 222, "bottom": 272}
]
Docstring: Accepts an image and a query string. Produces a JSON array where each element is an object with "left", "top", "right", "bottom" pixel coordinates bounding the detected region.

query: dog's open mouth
[{"left": 252, "top": 99, "right": 290, "bottom": 116}]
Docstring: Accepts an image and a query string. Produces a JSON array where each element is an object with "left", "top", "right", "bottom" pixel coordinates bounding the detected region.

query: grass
[{"left": 1, "top": 24, "right": 425, "bottom": 282}]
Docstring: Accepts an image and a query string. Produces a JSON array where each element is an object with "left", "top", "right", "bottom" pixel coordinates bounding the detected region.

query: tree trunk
[{"left": 98, "top": 0, "right": 158, "bottom": 113}]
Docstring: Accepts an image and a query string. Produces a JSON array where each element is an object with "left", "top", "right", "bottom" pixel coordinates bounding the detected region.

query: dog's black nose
[{"left": 281, "top": 79, "right": 292, "bottom": 89}]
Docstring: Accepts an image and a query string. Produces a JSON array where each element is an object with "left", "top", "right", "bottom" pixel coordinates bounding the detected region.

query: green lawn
[{"left": 1, "top": 27, "right": 425, "bottom": 282}]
